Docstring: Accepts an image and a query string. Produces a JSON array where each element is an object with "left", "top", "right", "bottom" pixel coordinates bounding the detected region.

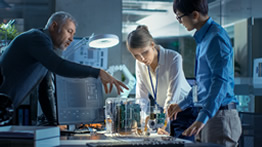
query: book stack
[{"left": 0, "top": 126, "right": 60, "bottom": 147}]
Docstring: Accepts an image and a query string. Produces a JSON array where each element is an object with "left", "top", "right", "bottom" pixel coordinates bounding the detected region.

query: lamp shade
[{"left": 88, "top": 34, "right": 119, "bottom": 48}]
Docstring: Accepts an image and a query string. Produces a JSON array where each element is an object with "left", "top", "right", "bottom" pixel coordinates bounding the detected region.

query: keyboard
[{"left": 86, "top": 136, "right": 185, "bottom": 147}]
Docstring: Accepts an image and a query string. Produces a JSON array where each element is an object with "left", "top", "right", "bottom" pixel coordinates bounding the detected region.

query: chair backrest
[
  {"left": 0, "top": 94, "right": 14, "bottom": 126},
  {"left": 0, "top": 66, "right": 14, "bottom": 126},
  {"left": 0, "top": 67, "right": 3, "bottom": 86}
]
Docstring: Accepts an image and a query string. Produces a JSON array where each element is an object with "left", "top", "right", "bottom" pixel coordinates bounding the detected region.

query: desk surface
[
  {"left": 0, "top": 126, "right": 224, "bottom": 147},
  {"left": 59, "top": 133, "right": 224, "bottom": 147}
]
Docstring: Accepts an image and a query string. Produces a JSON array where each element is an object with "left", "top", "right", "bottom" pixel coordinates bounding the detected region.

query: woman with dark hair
[{"left": 126, "top": 25, "right": 197, "bottom": 141}]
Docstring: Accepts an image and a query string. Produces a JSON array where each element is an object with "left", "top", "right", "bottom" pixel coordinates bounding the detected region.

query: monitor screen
[
  {"left": 56, "top": 76, "right": 104, "bottom": 125},
  {"left": 55, "top": 38, "right": 106, "bottom": 125},
  {"left": 253, "top": 58, "right": 262, "bottom": 88}
]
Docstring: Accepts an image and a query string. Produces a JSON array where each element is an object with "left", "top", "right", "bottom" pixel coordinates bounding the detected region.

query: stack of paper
[{"left": 0, "top": 126, "right": 60, "bottom": 147}]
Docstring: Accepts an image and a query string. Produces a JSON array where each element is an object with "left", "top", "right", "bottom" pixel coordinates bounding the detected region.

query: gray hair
[{"left": 44, "top": 11, "right": 77, "bottom": 31}]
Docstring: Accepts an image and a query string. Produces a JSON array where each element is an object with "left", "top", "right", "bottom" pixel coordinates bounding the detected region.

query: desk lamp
[
  {"left": 63, "top": 34, "right": 119, "bottom": 58},
  {"left": 89, "top": 34, "right": 119, "bottom": 48}
]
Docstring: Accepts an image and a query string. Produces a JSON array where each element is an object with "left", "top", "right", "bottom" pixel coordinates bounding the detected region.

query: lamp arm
[
  {"left": 107, "top": 64, "right": 136, "bottom": 98},
  {"left": 63, "top": 34, "right": 95, "bottom": 58},
  {"left": 63, "top": 37, "right": 89, "bottom": 58}
]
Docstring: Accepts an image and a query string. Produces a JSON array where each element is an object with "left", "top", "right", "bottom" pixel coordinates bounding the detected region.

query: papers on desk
[{"left": 0, "top": 125, "right": 60, "bottom": 147}]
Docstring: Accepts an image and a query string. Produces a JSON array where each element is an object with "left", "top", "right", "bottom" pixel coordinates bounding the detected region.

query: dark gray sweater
[{"left": 0, "top": 29, "right": 100, "bottom": 107}]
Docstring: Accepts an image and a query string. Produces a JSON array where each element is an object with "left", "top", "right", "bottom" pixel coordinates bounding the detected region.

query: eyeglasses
[{"left": 176, "top": 14, "right": 188, "bottom": 23}]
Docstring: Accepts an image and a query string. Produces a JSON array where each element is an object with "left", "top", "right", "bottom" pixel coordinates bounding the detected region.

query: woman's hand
[{"left": 157, "top": 127, "right": 169, "bottom": 135}]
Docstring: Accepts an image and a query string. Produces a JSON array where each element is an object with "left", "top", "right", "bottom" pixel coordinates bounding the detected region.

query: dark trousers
[{"left": 170, "top": 107, "right": 198, "bottom": 141}]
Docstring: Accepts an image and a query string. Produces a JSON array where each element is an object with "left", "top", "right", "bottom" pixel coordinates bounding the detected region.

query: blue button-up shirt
[{"left": 178, "top": 17, "right": 238, "bottom": 124}]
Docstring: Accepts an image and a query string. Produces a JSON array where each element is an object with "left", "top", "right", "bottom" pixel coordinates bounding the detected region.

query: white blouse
[{"left": 135, "top": 45, "right": 191, "bottom": 110}]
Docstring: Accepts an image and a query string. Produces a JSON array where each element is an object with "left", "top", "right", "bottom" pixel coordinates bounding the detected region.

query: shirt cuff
[
  {"left": 178, "top": 99, "right": 190, "bottom": 111},
  {"left": 178, "top": 91, "right": 193, "bottom": 111},
  {"left": 196, "top": 111, "right": 209, "bottom": 124},
  {"left": 93, "top": 68, "right": 101, "bottom": 78}
]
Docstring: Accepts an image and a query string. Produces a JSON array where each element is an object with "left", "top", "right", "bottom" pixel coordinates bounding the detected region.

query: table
[{"left": 59, "top": 132, "right": 224, "bottom": 147}]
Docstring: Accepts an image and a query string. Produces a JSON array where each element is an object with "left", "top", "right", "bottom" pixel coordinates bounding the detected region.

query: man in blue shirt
[{"left": 168, "top": 0, "right": 241, "bottom": 146}]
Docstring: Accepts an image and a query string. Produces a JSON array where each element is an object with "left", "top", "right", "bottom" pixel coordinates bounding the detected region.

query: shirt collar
[
  {"left": 42, "top": 29, "right": 62, "bottom": 55},
  {"left": 193, "top": 17, "right": 213, "bottom": 43},
  {"left": 42, "top": 28, "right": 51, "bottom": 37}
]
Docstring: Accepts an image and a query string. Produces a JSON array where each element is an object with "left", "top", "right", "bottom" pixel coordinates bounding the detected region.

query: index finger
[
  {"left": 103, "top": 83, "right": 108, "bottom": 94},
  {"left": 117, "top": 80, "right": 129, "bottom": 90},
  {"left": 109, "top": 83, "right": 113, "bottom": 93},
  {"left": 167, "top": 107, "right": 175, "bottom": 117},
  {"left": 114, "top": 82, "right": 122, "bottom": 95}
]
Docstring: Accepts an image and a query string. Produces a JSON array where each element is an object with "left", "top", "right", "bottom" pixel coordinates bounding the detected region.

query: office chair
[{"left": 0, "top": 67, "right": 14, "bottom": 126}]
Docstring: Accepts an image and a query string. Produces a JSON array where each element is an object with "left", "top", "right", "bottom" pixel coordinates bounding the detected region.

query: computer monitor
[
  {"left": 55, "top": 38, "right": 107, "bottom": 125},
  {"left": 56, "top": 76, "right": 104, "bottom": 125},
  {"left": 253, "top": 58, "right": 262, "bottom": 88}
]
